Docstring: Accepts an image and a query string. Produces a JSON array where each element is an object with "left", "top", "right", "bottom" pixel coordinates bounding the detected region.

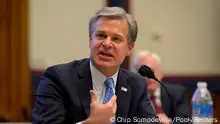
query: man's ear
[{"left": 127, "top": 43, "right": 134, "bottom": 56}]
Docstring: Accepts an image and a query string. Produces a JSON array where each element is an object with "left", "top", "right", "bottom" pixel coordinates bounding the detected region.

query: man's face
[
  {"left": 89, "top": 17, "right": 134, "bottom": 69},
  {"left": 140, "top": 55, "right": 162, "bottom": 93}
]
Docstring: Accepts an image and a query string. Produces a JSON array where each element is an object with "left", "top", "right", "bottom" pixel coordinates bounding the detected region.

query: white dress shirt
[
  {"left": 90, "top": 61, "right": 119, "bottom": 103},
  {"left": 153, "top": 86, "right": 162, "bottom": 107},
  {"left": 149, "top": 86, "right": 162, "bottom": 107}
]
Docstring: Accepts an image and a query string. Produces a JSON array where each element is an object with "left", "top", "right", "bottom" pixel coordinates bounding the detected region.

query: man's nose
[{"left": 102, "top": 37, "right": 112, "bottom": 47}]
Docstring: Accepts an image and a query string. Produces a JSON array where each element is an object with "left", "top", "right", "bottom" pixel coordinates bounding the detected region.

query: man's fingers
[
  {"left": 107, "top": 95, "right": 117, "bottom": 105},
  {"left": 90, "top": 90, "right": 97, "bottom": 103},
  {"left": 107, "top": 95, "right": 117, "bottom": 113},
  {"left": 111, "top": 95, "right": 117, "bottom": 103},
  {"left": 113, "top": 102, "right": 117, "bottom": 113}
]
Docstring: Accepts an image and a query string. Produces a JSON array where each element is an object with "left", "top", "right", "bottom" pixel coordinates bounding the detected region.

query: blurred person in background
[
  {"left": 133, "top": 50, "right": 191, "bottom": 124},
  {"left": 32, "top": 7, "right": 159, "bottom": 124}
]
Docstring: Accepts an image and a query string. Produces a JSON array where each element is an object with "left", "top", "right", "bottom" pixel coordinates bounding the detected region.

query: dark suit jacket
[
  {"left": 32, "top": 58, "right": 159, "bottom": 124},
  {"left": 160, "top": 84, "right": 191, "bottom": 123}
]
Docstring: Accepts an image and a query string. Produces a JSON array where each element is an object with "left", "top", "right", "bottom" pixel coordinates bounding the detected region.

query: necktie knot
[{"left": 104, "top": 78, "right": 114, "bottom": 89}]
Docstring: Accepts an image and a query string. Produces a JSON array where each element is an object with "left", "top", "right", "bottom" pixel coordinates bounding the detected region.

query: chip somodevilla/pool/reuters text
[{"left": 109, "top": 116, "right": 218, "bottom": 123}]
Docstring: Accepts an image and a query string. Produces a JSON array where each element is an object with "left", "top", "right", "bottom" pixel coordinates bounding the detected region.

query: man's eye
[
  {"left": 112, "top": 37, "right": 121, "bottom": 42},
  {"left": 96, "top": 34, "right": 106, "bottom": 38}
]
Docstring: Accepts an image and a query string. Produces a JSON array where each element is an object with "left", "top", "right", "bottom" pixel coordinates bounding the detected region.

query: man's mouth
[{"left": 99, "top": 51, "right": 113, "bottom": 57}]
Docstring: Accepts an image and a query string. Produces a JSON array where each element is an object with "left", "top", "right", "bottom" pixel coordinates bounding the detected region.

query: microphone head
[{"left": 138, "top": 65, "right": 156, "bottom": 79}]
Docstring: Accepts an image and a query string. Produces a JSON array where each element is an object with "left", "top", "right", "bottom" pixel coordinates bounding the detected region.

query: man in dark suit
[
  {"left": 32, "top": 7, "right": 159, "bottom": 124},
  {"left": 133, "top": 50, "right": 191, "bottom": 124}
]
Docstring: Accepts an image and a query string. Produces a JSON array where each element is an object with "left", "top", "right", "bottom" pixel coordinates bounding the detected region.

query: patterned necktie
[
  {"left": 103, "top": 78, "right": 116, "bottom": 124},
  {"left": 103, "top": 78, "right": 114, "bottom": 104},
  {"left": 151, "top": 95, "right": 164, "bottom": 113}
]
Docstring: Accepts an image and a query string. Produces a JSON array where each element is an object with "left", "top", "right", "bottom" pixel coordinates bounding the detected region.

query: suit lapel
[
  {"left": 75, "top": 59, "right": 93, "bottom": 117},
  {"left": 115, "top": 70, "right": 131, "bottom": 117}
]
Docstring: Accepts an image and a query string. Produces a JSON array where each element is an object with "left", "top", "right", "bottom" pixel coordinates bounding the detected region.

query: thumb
[
  {"left": 90, "top": 90, "right": 97, "bottom": 103},
  {"left": 107, "top": 95, "right": 117, "bottom": 105}
]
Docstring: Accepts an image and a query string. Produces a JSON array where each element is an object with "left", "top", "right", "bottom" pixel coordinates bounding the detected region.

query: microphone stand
[{"left": 152, "top": 77, "right": 192, "bottom": 124}]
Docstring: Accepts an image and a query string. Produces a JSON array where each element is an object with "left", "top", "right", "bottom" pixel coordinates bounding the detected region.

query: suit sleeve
[
  {"left": 137, "top": 77, "right": 161, "bottom": 124},
  {"left": 32, "top": 67, "right": 66, "bottom": 124}
]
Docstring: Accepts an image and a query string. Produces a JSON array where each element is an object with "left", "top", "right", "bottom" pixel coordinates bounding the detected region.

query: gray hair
[
  {"left": 89, "top": 7, "right": 138, "bottom": 44},
  {"left": 133, "top": 50, "right": 161, "bottom": 70}
]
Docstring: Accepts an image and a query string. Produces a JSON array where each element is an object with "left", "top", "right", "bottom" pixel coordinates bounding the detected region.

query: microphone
[
  {"left": 138, "top": 65, "right": 159, "bottom": 81},
  {"left": 138, "top": 65, "right": 189, "bottom": 121}
]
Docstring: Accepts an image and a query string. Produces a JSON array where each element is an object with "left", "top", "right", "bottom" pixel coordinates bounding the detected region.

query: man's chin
[{"left": 94, "top": 60, "right": 116, "bottom": 68}]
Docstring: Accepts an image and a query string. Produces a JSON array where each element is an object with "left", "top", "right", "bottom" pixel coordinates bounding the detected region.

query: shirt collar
[{"left": 90, "top": 61, "right": 118, "bottom": 88}]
